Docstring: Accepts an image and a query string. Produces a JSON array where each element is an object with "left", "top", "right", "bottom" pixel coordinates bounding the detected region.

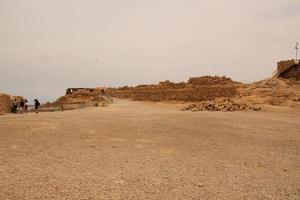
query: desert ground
[{"left": 0, "top": 99, "right": 299, "bottom": 200}]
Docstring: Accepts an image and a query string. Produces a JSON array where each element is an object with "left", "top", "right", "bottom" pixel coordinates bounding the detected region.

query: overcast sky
[{"left": 0, "top": 0, "right": 299, "bottom": 102}]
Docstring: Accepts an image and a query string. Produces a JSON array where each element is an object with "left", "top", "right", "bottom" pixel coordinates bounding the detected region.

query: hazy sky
[{"left": 0, "top": 0, "right": 299, "bottom": 102}]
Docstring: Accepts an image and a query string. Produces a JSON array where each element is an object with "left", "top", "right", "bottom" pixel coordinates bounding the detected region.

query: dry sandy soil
[{"left": 0, "top": 99, "right": 299, "bottom": 200}]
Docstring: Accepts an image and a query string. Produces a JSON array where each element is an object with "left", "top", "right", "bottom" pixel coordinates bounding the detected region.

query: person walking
[
  {"left": 19, "top": 99, "right": 25, "bottom": 114},
  {"left": 12, "top": 99, "right": 18, "bottom": 114},
  {"left": 34, "top": 99, "right": 40, "bottom": 113}
]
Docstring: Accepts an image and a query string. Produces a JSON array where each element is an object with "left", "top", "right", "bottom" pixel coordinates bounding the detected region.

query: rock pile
[{"left": 182, "top": 99, "right": 261, "bottom": 112}]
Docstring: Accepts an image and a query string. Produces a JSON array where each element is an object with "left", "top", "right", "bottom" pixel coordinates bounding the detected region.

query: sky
[{"left": 0, "top": 0, "right": 299, "bottom": 102}]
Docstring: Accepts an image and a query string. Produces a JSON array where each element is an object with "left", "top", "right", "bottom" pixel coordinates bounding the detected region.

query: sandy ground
[{"left": 0, "top": 99, "right": 300, "bottom": 200}]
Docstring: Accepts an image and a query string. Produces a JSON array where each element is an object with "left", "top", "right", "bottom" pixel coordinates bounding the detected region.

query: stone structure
[
  {"left": 57, "top": 76, "right": 239, "bottom": 103},
  {"left": 276, "top": 60, "right": 300, "bottom": 80},
  {"left": 57, "top": 87, "right": 113, "bottom": 106},
  {"left": 66, "top": 88, "right": 96, "bottom": 95},
  {"left": 279, "top": 65, "right": 300, "bottom": 80},
  {"left": 106, "top": 76, "right": 239, "bottom": 101},
  {"left": 0, "top": 93, "right": 12, "bottom": 114}
]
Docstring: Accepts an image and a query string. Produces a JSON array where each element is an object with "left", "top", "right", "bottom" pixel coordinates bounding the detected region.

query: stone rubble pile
[{"left": 182, "top": 99, "right": 261, "bottom": 112}]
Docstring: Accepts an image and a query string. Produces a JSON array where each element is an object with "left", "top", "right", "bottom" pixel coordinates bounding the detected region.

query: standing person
[
  {"left": 24, "top": 99, "right": 28, "bottom": 113},
  {"left": 60, "top": 104, "right": 64, "bottom": 111},
  {"left": 12, "top": 99, "right": 18, "bottom": 114},
  {"left": 34, "top": 99, "right": 40, "bottom": 113},
  {"left": 19, "top": 99, "right": 25, "bottom": 114}
]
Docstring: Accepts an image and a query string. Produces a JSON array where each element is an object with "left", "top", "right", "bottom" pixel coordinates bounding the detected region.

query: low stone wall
[
  {"left": 188, "top": 76, "right": 239, "bottom": 86},
  {"left": 66, "top": 88, "right": 96, "bottom": 95},
  {"left": 58, "top": 76, "right": 239, "bottom": 103},
  {"left": 107, "top": 85, "right": 237, "bottom": 101}
]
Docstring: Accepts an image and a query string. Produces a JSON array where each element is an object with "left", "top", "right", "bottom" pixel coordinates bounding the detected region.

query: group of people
[{"left": 12, "top": 99, "right": 40, "bottom": 114}]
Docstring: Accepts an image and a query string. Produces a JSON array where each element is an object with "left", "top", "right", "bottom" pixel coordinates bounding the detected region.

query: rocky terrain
[
  {"left": 0, "top": 99, "right": 299, "bottom": 199},
  {"left": 237, "top": 77, "right": 300, "bottom": 106},
  {"left": 1, "top": 60, "right": 299, "bottom": 199}
]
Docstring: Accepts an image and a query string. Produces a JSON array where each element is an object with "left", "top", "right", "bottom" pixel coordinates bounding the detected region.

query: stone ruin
[
  {"left": 56, "top": 87, "right": 112, "bottom": 108},
  {"left": 66, "top": 88, "right": 96, "bottom": 95},
  {"left": 0, "top": 93, "right": 11, "bottom": 114},
  {"left": 106, "top": 76, "right": 240, "bottom": 101},
  {"left": 55, "top": 76, "right": 240, "bottom": 104},
  {"left": 0, "top": 94, "right": 24, "bottom": 114},
  {"left": 53, "top": 60, "right": 299, "bottom": 112},
  {"left": 275, "top": 60, "right": 300, "bottom": 80}
]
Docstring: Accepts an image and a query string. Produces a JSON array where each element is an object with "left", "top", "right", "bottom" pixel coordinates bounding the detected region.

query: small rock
[
  {"left": 114, "top": 179, "right": 125, "bottom": 185},
  {"left": 197, "top": 182, "right": 204, "bottom": 187}
]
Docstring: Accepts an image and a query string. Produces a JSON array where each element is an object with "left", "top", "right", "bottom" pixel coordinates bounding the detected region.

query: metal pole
[{"left": 295, "top": 42, "right": 299, "bottom": 64}]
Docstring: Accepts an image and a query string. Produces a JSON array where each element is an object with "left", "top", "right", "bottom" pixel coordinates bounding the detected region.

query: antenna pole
[{"left": 296, "top": 42, "right": 299, "bottom": 64}]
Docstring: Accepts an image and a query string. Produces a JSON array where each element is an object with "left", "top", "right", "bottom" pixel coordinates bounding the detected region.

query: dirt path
[{"left": 0, "top": 99, "right": 299, "bottom": 199}]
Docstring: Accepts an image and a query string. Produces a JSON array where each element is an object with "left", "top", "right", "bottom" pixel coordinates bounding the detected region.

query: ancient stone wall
[
  {"left": 107, "top": 86, "right": 237, "bottom": 101},
  {"left": 58, "top": 89, "right": 97, "bottom": 104},
  {"left": 277, "top": 60, "right": 297, "bottom": 75},
  {"left": 66, "top": 88, "right": 96, "bottom": 95},
  {"left": 280, "top": 64, "right": 300, "bottom": 80},
  {"left": 188, "top": 76, "right": 239, "bottom": 86},
  {"left": 0, "top": 93, "right": 12, "bottom": 114},
  {"left": 58, "top": 76, "right": 239, "bottom": 103},
  {"left": 106, "top": 76, "right": 238, "bottom": 101}
]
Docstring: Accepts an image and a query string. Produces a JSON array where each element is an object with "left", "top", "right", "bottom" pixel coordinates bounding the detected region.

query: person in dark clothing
[
  {"left": 19, "top": 99, "right": 25, "bottom": 114},
  {"left": 12, "top": 99, "right": 18, "bottom": 114},
  {"left": 24, "top": 99, "right": 28, "bottom": 113},
  {"left": 34, "top": 99, "right": 40, "bottom": 113}
]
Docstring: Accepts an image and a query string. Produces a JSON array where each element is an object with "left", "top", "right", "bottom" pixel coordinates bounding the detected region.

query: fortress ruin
[{"left": 276, "top": 60, "right": 300, "bottom": 80}]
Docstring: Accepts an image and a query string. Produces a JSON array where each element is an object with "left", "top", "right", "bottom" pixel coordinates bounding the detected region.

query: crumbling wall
[
  {"left": 277, "top": 60, "right": 296, "bottom": 74},
  {"left": 57, "top": 89, "right": 97, "bottom": 104},
  {"left": 57, "top": 87, "right": 111, "bottom": 105},
  {"left": 106, "top": 76, "right": 239, "bottom": 101},
  {"left": 188, "top": 76, "right": 239, "bottom": 86},
  {"left": 107, "top": 86, "right": 237, "bottom": 101},
  {"left": 0, "top": 93, "right": 12, "bottom": 114},
  {"left": 280, "top": 64, "right": 300, "bottom": 80},
  {"left": 66, "top": 88, "right": 96, "bottom": 95}
]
